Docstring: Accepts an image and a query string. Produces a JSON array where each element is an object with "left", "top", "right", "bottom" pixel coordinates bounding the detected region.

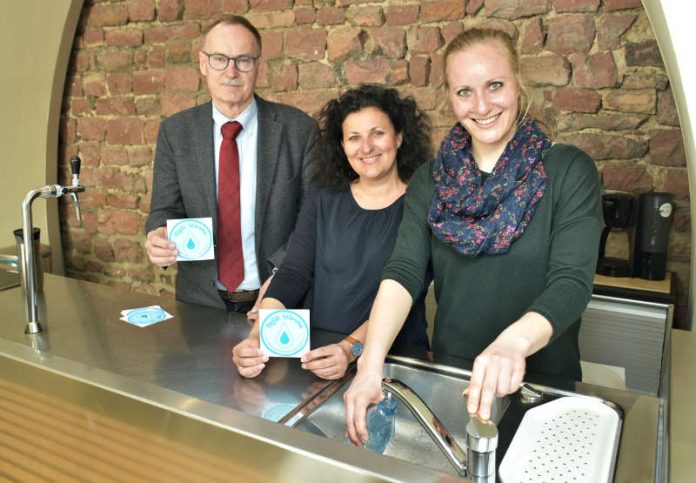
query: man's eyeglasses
[{"left": 202, "top": 52, "right": 258, "bottom": 73}]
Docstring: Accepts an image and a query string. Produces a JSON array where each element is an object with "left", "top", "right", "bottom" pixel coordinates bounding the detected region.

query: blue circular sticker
[
  {"left": 126, "top": 307, "right": 167, "bottom": 325},
  {"left": 260, "top": 310, "right": 309, "bottom": 357},
  {"left": 168, "top": 219, "right": 213, "bottom": 260}
]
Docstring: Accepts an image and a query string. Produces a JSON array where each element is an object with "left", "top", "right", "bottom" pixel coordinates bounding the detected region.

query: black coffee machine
[
  {"left": 597, "top": 191, "right": 636, "bottom": 277},
  {"left": 597, "top": 191, "right": 675, "bottom": 280}
]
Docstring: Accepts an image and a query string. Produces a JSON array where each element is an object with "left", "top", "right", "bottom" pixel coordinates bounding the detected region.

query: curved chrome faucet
[
  {"left": 381, "top": 377, "right": 497, "bottom": 481},
  {"left": 21, "top": 156, "right": 84, "bottom": 334}
]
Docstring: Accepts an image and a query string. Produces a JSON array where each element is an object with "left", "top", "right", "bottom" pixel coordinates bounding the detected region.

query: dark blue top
[{"left": 265, "top": 187, "right": 430, "bottom": 352}]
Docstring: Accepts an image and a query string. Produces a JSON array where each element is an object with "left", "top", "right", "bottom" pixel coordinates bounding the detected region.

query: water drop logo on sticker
[
  {"left": 169, "top": 219, "right": 213, "bottom": 260},
  {"left": 260, "top": 311, "right": 309, "bottom": 357}
]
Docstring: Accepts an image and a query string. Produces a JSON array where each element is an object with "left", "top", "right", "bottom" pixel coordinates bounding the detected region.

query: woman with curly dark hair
[{"left": 233, "top": 84, "right": 432, "bottom": 380}]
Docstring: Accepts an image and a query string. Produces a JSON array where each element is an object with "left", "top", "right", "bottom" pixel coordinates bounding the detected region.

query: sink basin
[{"left": 292, "top": 361, "right": 510, "bottom": 477}]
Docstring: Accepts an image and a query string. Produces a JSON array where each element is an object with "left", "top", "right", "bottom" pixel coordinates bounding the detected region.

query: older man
[{"left": 145, "top": 16, "right": 319, "bottom": 312}]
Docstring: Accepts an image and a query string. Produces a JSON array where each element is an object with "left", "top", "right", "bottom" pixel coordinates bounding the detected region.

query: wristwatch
[{"left": 343, "top": 335, "right": 364, "bottom": 360}]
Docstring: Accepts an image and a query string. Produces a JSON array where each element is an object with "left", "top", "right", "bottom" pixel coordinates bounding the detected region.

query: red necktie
[{"left": 218, "top": 121, "right": 244, "bottom": 291}]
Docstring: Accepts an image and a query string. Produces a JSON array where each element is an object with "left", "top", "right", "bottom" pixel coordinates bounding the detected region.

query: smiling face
[
  {"left": 199, "top": 23, "right": 260, "bottom": 118},
  {"left": 341, "top": 107, "right": 403, "bottom": 184},
  {"left": 446, "top": 41, "right": 521, "bottom": 162}
]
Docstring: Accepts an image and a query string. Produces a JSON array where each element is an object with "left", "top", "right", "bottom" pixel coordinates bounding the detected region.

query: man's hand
[
  {"left": 144, "top": 227, "right": 177, "bottom": 267},
  {"left": 301, "top": 342, "right": 353, "bottom": 380},
  {"left": 232, "top": 336, "right": 269, "bottom": 378},
  {"left": 246, "top": 273, "right": 275, "bottom": 322}
]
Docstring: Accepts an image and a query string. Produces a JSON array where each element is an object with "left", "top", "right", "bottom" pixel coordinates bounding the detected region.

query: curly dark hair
[{"left": 314, "top": 84, "right": 432, "bottom": 191}]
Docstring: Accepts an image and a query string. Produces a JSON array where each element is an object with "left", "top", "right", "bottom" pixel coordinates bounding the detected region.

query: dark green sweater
[{"left": 383, "top": 144, "right": 602, "bottom": 380}]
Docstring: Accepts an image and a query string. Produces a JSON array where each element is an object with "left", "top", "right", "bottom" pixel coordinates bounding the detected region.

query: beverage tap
[{"left": 20, "top": 155, "right": 85, "bottom": 334}]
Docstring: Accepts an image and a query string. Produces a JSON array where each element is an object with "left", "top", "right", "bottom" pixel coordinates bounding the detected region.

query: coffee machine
[
  {"left": 597, "top": 191, "right": 636, "bottom": 277},
  {"left": 597, "top": 191, "right": 676, "bottom": 280}
]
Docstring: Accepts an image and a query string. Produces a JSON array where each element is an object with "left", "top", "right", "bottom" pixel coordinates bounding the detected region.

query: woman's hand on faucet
[{"left": 144, "top": 227, "right": 178, "bottom": 267}]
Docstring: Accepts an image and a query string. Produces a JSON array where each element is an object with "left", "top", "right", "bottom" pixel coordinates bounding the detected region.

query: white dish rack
[{"left": 499, "top": 396, "right": 622, "bottom": 483}]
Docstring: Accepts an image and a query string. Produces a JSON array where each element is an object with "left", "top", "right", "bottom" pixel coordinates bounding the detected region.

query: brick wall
[{"left": 59, "top": 0, "right": 691, "bottom": 326}]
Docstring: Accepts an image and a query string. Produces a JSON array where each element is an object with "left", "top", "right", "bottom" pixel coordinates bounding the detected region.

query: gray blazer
[{"left": 145, "top": 96, "right": 319, "bottom": 308}]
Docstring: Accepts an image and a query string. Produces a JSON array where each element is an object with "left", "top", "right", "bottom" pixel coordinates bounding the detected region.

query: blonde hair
[{"left": 443, "top": 28, "right": 530, "bottom": 125}]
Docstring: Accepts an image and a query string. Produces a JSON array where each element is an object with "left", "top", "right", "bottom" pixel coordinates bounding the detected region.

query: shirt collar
[{"left": 212, "top": 98, "right": 258, "bottom": 130}]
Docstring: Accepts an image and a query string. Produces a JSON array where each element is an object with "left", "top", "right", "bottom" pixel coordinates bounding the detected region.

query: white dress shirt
[{"left": 212, "top": 101, "right": 260, "bottom": 291}]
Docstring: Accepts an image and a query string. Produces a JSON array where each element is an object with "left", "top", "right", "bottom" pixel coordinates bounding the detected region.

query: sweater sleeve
[
  {"left": 382, "top": 162, "right": 434, "bottom": 302},
  {"left": 527, "top": 145, "right": 602, "bottom": 340},
  {"left": 264, "top": 189, "right": 319, "bottom": 307}
]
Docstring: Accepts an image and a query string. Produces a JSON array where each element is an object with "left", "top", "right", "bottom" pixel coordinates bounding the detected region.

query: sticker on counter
[
  {"left": 120, "top": 305, "right": 173, "bottom": 327},
  {"left": 258, "top": 309, "right": 310, "bottom": 358},
  {"left": 167, "top": 217, "right": 214, "bottom": 261}
]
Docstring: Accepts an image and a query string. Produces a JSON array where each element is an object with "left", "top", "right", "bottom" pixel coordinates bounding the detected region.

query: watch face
[{"left": 351, "top": 341, "right": 364, "bottom": 358}]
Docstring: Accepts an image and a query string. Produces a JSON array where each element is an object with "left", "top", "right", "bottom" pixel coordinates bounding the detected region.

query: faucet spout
[{"left": 381, "top": 377, "right": 469, "bottom": 477}]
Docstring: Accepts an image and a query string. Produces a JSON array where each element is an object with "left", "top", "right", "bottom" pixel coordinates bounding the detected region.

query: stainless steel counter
[{"left": 0, "top": 274, "right": 665, "bottom": 481}]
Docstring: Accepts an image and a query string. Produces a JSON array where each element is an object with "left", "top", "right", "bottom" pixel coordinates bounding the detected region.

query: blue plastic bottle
[{"left": 364, "top": 392, "right": 398, "bottom": 454}]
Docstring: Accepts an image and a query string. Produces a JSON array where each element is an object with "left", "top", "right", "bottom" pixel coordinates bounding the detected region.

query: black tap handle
[{"left": 70, "top": 156, "right": 81, "bottom": 176}]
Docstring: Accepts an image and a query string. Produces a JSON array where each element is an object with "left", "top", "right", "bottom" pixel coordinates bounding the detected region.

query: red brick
[
  {"left": 101, "top": 145, "right": 129, "bottom": 165},
  {"left": 77, "top": 117, "right": 106, "bottom": 141},
  {"left": 246, "top": 11, "right": 295, "bottom": 29},
  {"left": 70, "top": 98, "right": 92, "bottom": 116},
  {"left": 559, "top": 133, "right": 648, "bottom": 160},
  {"left": 601, "top": 163, "right": 653, "bottom": 192},
  {"left": 165, "top": 66, "right": 200, "bottom": 92},
  {"left": 77, "top": 142, "right": 102, "bottom": 168},
  {"left": 168, "top": 23, "right": 200, "bottom": 40},
  {"left": 145, "top": 120, "right": 161, "bottom": 144},
  {"left": 286, "top": 29, "right": 327, "bottom": 60},
  {"left": 485, "top": 0, "right": 550, "bottom": 19},
  {"left": 385, "top": 5, "right": 419, "bottom": 25},
  {"left": 114, "top": 239, "right": 144, "bottom": 262},
  {"left": 127, "top": 146, "right": 153, "bottom": 167},
  {"left": 546, "top": 14, "right": 595, "bottom": 55},
  {"left": 295, "top": 7, "right": 316, "bottom": 24},
  {"left": 98, "top": 209, "right": 145, "bottom": 236},
  {"left": 346, "top": 5, "right": 383, "bottom": 27},
  {"left": 161, "top": 94, "right": 196, "bottom": 116},
  {"left": 98, "top": 50, "right": 133, "bottom": 71},
  {"left": 521, "top": 55, "right": 570, "bottom": 86},
  {"left": 597, "top": 13, "right": 637, "bottom": 50},
  {"left": 183, "top": 0, "right": 213, "bottom": 20},
  {"left": 556, "top": 112, "right": 648, "bottom": 131},
  {"left": 327, "top": 27, "right": 363, "bottom": 61},
  {"left": 344, "top": 58, "right": 390, "bottom": 85},
  {"left": 420, "top": 0, "right": 465, "bottom": 21},
  {"left": 298, "top": 63, "right": 336, "bottom": 89},
  {"left": 107, "top": 73, "right": 133, "bottom": 94},
  {"left": 96, "top": 97, "right": 137, "bottom": 116},
  {"left": 135, "top": 97, "right": 161, "bottom": 116},
  {"left": 106, "top": 29, "right": 144, "bottom": 47},
  {"left": 520, "top": 17, "right": 544, "bottom": 54},
  {"left": 390, "top": 59, "right": 409, "bottom": 86},
  {"left": 147, "top": 45, "right": 165, "bottom": 68},
  {"left": 657, "top": 88, "right": 680, "bottom": 127},
  {"left": 551, "top": 0, "right": 599, "bottom": 12},
  {"left": 165, "top": 41, "right": 193, "bottom": 63},
  {"left": 407, "top": 26, "right": 443, "bottom": 54},
  {"left": 553, "top": 87, "right": 601, "bottom": 113},
  {"left": 83, "top": 28, "right": 104, "bottom": 46},
  {"left": 625, "top": 41, "right": 664, "bottom": 68},
  {"left": 604, "top": 0, "right": 642, "bottom": 11},
  {"left": 107, "top": 193, "right": 140, "bottom": 210},
  {"left": 440, "top": 22, "right": 463, "bottom": 46},
  {"left": 159, "top": 0, "right": 183, "bottom": 21},
  {"left": 69, "top": 233, "right": 93, "bottom": 255},
  {"left": 249, "top": 0, "right": 291, "bottom": 11},
  {"left": 133, "top": 70, "right": 164, "bottom": 94},
  {"left": 271, "top": 63, "right": 298, "bottom": 91},
  {"left": 430, "top": 54, "right": 445, "bottom": 88},
  {"left": 87, "top": 3, "right": 128, "bottom": 27},
  {"left": 260, "top": 31, "right": 283, "bottom": 60},
  {"left": 662, "top": 169, "right": 690, "bottom": 201},
  {"left": 61, "top": 118, "right": 76, "bottom": 144},
  {"left": 467, "top": 0, "right": 484, "bottom": 14},
  {"left": 134, "top": 48, "right": 148, "bottom": 67},
  {"left": 94, "top": 239, "right": 115, "bottom": 262},
  {"left": 603, "top": 89, "right": 655, "bottom": 114},
  {"left": 409, "top": 56, "right": 430, "bottom": 87},
  {"left": 216, "top": 0, "right": 247, "bottom": 12},
  {"left": 622, "top": 72, "right": 668, "bottom": 90},
  {"left": 127, "top": 0, "right": 155, "bottom": 21},
  {"left": 144, "top": 25, "right": 169, "bottom": 43},
  {"left": 317, "top": 7, "right": 346, "bottom": 25},
  {"left": 106, "top": 118, "right": 145, "bottom": 145},
  {"left": 370, "top": 27, "right": 406, "bottom": 59},
  {"left": 272, "top": 89, "right": 340, "bottom": 117},
  {"left": 571, "top": 52, "right": 618, "bottom": 89},
  {"left": 650, "top": 129, "right": 686, "bottom": 167}
]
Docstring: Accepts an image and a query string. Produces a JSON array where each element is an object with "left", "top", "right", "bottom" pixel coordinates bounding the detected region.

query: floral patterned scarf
[{"left": 428, "top": 119, "right": 551, "bottom": 256}]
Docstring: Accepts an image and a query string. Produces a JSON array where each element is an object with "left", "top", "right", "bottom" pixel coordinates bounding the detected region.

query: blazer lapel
[
  {"left": 255, "top": 96, "right": 282, "bottom": 248},
  {"left": 193, "top": 103, "right": 218, "bottom": 233}
]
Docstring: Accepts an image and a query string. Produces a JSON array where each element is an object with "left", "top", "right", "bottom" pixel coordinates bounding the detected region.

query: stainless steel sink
[{"left": 292, "top": 360, "right": 510, "bottom": 477}]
